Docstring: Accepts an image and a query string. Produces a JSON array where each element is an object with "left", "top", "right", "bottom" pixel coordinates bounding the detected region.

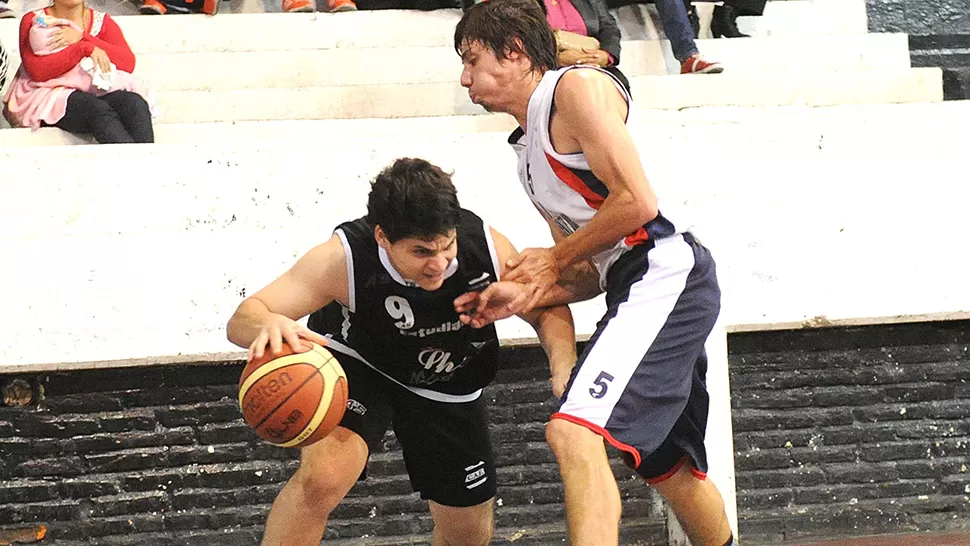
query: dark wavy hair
[
  {"left": 454, "top": 0, "right": 557, "bottom": 74},
  {"left": 366, "top": 158, "right": 461, "bottom": 243}
]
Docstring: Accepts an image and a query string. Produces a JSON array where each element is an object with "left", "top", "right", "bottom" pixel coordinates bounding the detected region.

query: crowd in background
[{"left": 0, "top": 0, "right": 761, "bottom": 143}]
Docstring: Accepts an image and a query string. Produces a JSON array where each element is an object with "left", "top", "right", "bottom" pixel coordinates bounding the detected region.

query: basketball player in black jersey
[
  {"left": 452, "top": 2, "right": 736, "bottom": 546},
  {"left": 227, "top": 158, "right": 576, "bottom": 546}
]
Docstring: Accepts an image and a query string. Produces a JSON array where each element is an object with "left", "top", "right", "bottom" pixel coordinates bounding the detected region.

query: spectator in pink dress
[{"left": 3, "top": 0, "right": 154, "bottom": 143}]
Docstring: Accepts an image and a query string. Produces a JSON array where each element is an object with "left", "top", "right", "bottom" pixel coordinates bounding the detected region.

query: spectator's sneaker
[
  {"left": 283, "top": 0, "right": 315, "bottom": 11},
  {"left": 327, "top": 0, "right": 357, "bottom": 12},
  {"left": 0, "top": 2, "right": 16, "bottom": 18},
  {"left": 139, "top": 0, "right": 167, "bottom": 14},
  {"left": 680, "top": 54, "right": 723, "bottom": 74}
]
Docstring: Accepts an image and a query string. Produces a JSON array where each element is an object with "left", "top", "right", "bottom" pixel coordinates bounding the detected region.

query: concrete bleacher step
[
  {"left": 127, "top": 68, "right": 938, "bottom": 124},
  {"left": 735, "top": 0, "right": 869, "bottom": 37},
  {"left": 6, "top": 100, "right": 969, "bottom": 148},
  {"left": 90, "top": 33, "right": 908, "bottom": 92},
  {"left": 0, "top": 115, "right": 517, "bottom": 147},
  {"left": 0, "top": 29, "right": 912, "bottom": 89},
  {"left": 620, "top": 0, "right": 869, "bottom": 41},
  {"left": 0, "top": 0, "right": 873, "bottom": 55}
]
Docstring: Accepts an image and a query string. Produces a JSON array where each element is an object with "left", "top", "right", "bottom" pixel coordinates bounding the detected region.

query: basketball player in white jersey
[
  {"left": 453, "top": 1, "right": 735, "bottom": 545},
  {"left": 227, "top": 158, "right": 576, "bottom": 546}
]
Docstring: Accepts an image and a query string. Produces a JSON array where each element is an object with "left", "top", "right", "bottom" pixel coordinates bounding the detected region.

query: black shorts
[
  {"left": 553, "top": 233, "right": 720, "bottom": 482},
  {"left": 333, "top": 352, "right": 497, "bottom": 507}
]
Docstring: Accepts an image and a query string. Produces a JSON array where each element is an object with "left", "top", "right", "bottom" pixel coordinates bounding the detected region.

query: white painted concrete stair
[{"left": 0, "top": 0, "right": 943, "bottom": 134}]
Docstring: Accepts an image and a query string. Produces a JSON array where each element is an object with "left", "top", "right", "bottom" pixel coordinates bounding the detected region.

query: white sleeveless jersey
[{"left": 509, "top": 66, "right": 684, "bottom": 288}]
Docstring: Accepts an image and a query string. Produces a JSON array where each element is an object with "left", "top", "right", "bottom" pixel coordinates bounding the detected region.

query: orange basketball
[{"left": 238, "top": 340, "right": 348, "bottom": 448}]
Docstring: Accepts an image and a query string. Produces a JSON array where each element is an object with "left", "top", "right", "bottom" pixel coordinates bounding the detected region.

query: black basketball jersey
[{"left": 307, "top": 209, "right": 501, "bottom": 400}]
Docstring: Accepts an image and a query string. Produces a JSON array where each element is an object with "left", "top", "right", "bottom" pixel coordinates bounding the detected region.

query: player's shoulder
[
  {"left": 554, "top": 67, "right": 627, "bottom": 121},
  {"left": 335, "top": 215, "right": 373, "bottom": 240},
  {"left": 557, "top": 66, "right": 616, "bottom": 90}
]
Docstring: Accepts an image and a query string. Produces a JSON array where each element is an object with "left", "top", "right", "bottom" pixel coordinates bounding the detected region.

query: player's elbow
[
  {"left": 620, "top": 191, "right": 658, "bottom": 226},
  {"left": 226, "top": 315, "right": 245, "bottom": 348}
]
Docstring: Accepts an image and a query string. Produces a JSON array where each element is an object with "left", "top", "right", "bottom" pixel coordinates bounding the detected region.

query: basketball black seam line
[{"left": 250, "top": 364, "right": 329, "bottom": 434}]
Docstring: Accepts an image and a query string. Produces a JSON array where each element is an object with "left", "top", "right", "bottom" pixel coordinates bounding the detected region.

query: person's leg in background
[
  {"left": 0, "top": 1, "right": 16, "bottom": 18},
  {"left": 653, "top": 0, "right": 723, "bottom": 73},
  {"left": 52, "top": 91, "right": 135, "bottom": 144},
  {"left": 713, "top": 0, "right": 766, "bottom": 38},
  {"left": 100, "top": 90, "right": 155, "bottom": 143}
]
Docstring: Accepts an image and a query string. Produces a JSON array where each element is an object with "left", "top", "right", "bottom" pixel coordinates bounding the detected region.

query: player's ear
[{"left": 374, "top": 225, "right": 391, "bottom": 249}]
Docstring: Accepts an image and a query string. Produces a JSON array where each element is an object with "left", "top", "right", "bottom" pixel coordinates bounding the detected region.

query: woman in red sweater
[{"left": 9, "top": 0, "right": 153, "bottom": 143}]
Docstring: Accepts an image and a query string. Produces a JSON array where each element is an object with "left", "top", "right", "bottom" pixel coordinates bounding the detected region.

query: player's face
[
  {"left": 459, "top": 41, "right": 522, "bottom": 114},
  {"left": 385, "top": 231, "right": 459, "bottom": 291}
]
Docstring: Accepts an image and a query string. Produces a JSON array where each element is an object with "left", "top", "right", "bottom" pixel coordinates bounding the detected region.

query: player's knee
[
  {"left": 545, "top": 418, "right": 602, "bottom": 460},
  {"left": 292, "top": 467, "right": 346, "bottom": 513},
  {"left": 649, "top": 463, "right": 705, "bottom": 499},
  {"left": 438, "top": 518, "right": 493, "bottom": 546}
]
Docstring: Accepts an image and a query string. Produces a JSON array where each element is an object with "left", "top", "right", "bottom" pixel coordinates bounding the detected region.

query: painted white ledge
[{"left": 1, "top": 126, "right": 969, "bottom": 370}]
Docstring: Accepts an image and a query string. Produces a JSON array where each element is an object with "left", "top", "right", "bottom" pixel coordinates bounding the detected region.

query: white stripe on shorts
[{"left": 558, "top": 234, "right": 695, "bottom": 427}]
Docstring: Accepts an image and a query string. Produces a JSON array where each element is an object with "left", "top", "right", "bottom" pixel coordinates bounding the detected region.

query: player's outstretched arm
[
  {"left": 488, "top": 228, "right": 579, "bottom": 396},
  {"left": 519, "top": 305, "right": 577, "bottom": 398},
  {"left": 227, "top": 234, "right": 348, "bottom": 360}
]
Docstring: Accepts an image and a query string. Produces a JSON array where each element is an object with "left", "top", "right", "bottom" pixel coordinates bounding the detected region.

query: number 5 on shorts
[{"left": 589, "top": 371, "right": 614, "bottom": 399}]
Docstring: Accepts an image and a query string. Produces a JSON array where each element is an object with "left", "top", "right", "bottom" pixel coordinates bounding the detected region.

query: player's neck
[{"left": 510, "top": 73, "right": 543, "bottom": 129}]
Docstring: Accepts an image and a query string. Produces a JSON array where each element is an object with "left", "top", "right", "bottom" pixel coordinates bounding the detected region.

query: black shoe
[
  {"left": 685, "top": 0, "right": 700, "bottom": 39},
  {"left": 711, "top": 5, "right": 749, "bottom": 38}
]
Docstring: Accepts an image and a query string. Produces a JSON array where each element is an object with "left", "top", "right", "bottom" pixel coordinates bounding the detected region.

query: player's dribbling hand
[
  {"left": 503, "top": 248, "right": 560, "bottom": 314},
  {"left": 454, "top": 281, "right": 530, "bottom": 328},
  {"left": 248, "top": 313, "right": 329, "bottom": 362}
]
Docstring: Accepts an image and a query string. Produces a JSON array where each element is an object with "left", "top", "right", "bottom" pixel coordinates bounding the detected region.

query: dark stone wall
[
  {"left": 867, "top": 0, "right": 970, "bottom": 99},
  {"left": 729, "top": 320, "right": 970, "bottom": 545},
  {"left": 0, "top": 346, "right": 666, "bottom": 545}
]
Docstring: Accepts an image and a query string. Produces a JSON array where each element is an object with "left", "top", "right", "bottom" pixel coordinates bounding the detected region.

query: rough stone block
[
  {"left": 0, "top": 479, "right": 58, "bottom": 504},
  {"left": 823, "top": 462, "right": 900, "bottom": 484},
  {"left": 15, "top": 457, "right": 86, "bottom": 478},
  {"left": 58, "top": 476, "right": 123, "bottom": 498},
  {"left": 85, "top": 447, "right": 169, "bottom": 473},
  {"left": 156, "top": 402, "right": 243, "bottom": 428},
  {"left": 166, "top": 443, "right": 253, "bottom": 466},
  {"left": 90, "top": 490, "right": 170, "bottom": 517}
]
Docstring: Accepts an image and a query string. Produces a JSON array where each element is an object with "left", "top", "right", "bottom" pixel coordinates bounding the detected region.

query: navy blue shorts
[{"left": 552, "top": 233, "right": 720, "bottom": 482}]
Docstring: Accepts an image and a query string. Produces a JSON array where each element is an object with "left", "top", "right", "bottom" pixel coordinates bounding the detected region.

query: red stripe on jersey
[
  {"left": 545, "top": 153, "right": 604, "bottom": 210},
  {"left": 545, "top": 154, "right": 649, "bottom": 246},
  {"left": 625, "top": 226, "right": 649, "bottom": 246}
]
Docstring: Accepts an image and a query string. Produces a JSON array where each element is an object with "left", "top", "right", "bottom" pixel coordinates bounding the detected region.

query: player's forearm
[
  {"left": 551, "top": 190, "right": 657, "bottom": 271},
  {"left": 537, "top": 261, "right": 603, "bottom": 308},
  {"left": 522, "top": 305, "right": 577, "bottom": 377},
  {"left": 226, "top": 297, "right": 274, "bottom": 349}
]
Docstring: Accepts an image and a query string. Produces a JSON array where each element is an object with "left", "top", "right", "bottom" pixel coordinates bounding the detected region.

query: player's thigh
[
  {"left": 294, "top": 355, "right": 394, "bottom": 499},
  {"left": 392, "top": 394, "right": 497, "bottom": 508}
]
